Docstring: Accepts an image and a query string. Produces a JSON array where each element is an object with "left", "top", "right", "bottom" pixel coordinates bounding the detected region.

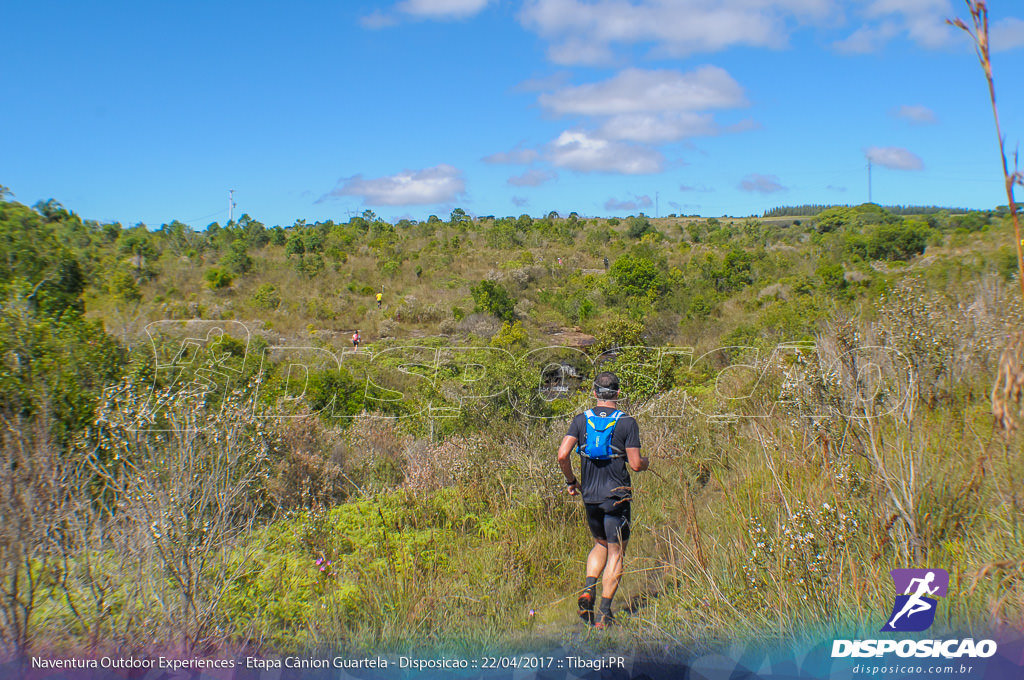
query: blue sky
[{"left": 3, "top": 0, "right": 1023, "bottom": 227}]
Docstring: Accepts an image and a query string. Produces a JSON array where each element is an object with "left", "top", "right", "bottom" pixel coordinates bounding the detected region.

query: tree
[
  {"left": 285, "top": 234, "right": 305, "bottom": 258},
  {"left": 610, "top": 254, "right": 664, "bottom": 297},
  {"left": 450, "top": 208, "right": 469, "bottom": 225},
  {"left": 204, "top": 267, "right": 233, "bottom": 290},
  {"left": 626, "top": 215, "right": 656, "bottom": 239},
  {"left": 470, "top": 280, "right": 516, "bottom": 322},
  {"left": 221, "top": 240, "right": 253, "bottom": 275}
]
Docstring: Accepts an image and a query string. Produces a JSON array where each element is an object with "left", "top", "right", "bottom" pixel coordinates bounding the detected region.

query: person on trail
[
  {"left": 376, "top": 292, "right": 382, "bottom": 309},
  {"left": 556, "top": 371, "right": 648, "bottom": 628},
  {"left": 352, "top": 330, "right": 361, "bottom": 351},
  {"left": 603, "top": 256, "right": 609, "bottom": 270}
]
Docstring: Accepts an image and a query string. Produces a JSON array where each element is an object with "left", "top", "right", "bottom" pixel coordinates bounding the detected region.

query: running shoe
[{"left": 577, "top": 591, "right": 595, "bottom": 625}]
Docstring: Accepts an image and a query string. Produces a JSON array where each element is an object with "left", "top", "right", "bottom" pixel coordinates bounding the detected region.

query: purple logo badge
[{"left": 881, "top": 569, "right": 949, "bottom": 633}]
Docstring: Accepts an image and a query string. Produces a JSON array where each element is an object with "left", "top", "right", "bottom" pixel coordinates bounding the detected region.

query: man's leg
[
  {"left": 597, "top": 505, "right": 631, "bottom": 626},
  {"left": 587, "top": 539, "right": 608, "bottom": 580},
  {"left": 601, "top": 539, "right": 628, "bottom": 602},
  {"left": 579, "top": 539, "right": 607, "bottom": 624}
]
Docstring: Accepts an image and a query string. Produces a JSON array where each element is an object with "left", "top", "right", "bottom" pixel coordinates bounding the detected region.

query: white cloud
[
  {"left": 395, "top": 0, "right": 492, "bottom": 19},
  {"left": 518, "top": 0, "right": 837, "bottom": 64},
  {"left": 548, "top": 130, "right": 664, "bottom": 174},
  {"left": 738, "top": 173, "right": 787, "bottom": 193},
  {"left": 865, "top": 146, "right": 924, "bottom": 170},
  {"left": 539, "top": 66, "right": 746, "bottom": 116},
  {"left": 320, "top": 165, "right": 467, "bottom": 206},
  {"left": 604, "top": 195, "right": 653, "bottom": 212},
  {"left": 892, "top": 104, "right": 938, "bottom": 125},
  {"left": 508, "top": 169, "right": 558, "bottom": 187},
  {"left": 992, "top": 17, "right": 1024, "bottom": 52},
  {"left": 599, "top": 112, "right": 719, "bottom": 143},
  {"left": 833, "top": 22, "right": 900, "bottom": 53},
  {"left": 837, "top": 0, "right": 958, "bottom": 52},
  {"left": 482, "top": 146, "right": 540, "bottom": 165}
]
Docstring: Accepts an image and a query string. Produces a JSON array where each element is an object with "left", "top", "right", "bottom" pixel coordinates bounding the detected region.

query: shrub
[
  {"left": 470, "top": 279, "right": 516, "bottom": 322},
  {"left": 204, "top": 267, "right": 233, "bottom": 289},
  {"left": 626, "top": 215, "right": 657, "bottom": 239},
  {"left": 865, "top": 222, "right": 932, "bottom": 261},
  {"left": 610, "top": 254, "right": 664, "bottom": 297},
  {"left": 250, "top": 284, "right": 279, "bottom": 310},
  {"left": 221, "top": 240, "right": 253, "bottom": 275}
]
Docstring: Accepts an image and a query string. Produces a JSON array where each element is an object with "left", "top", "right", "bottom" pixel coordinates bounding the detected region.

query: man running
[
  {"left": 352, "top": 329, "right": 361, "bottom": 351},
  {"left": 376, "top": 292, "right": 382, "bottom": 309},
  {"left": 557, "top": 371, "right": 648, "bottom": 627}
]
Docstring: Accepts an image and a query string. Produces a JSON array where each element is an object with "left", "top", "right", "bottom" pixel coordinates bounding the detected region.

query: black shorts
[{"left": 584, "top": 500, "right": 631, "bottom": 544}]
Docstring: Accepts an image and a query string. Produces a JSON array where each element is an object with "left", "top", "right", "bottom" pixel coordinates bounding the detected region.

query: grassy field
[{"left": 2, "top": 198, "right": 1023, "bottom": 657}]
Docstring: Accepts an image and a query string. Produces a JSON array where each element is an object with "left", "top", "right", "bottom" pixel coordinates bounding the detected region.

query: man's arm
[
  {"left": 626, "top": 446, "right": 649, "bottom": 472},
  {"left": 557, "top": 435, "right": 580, "bottom": 495}
]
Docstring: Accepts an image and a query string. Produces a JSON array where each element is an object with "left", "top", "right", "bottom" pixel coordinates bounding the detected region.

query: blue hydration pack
[{"left": 579, "top": 409, "right": 624, "bottom": 459}]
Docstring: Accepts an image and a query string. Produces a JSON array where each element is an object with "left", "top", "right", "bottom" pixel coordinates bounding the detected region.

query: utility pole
[
  {"left": 228, "top": 189, "right": 236, "bottom": 224},
  {"left": 655, "top": 191, "right": 659, "bottom": 219}
]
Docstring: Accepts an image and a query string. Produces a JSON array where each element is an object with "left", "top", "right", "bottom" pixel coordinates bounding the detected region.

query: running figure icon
[
  {"left": 888, "top": 571, "right": 939, "bottom": 628},
  {"left": 881, "top": 568, "right": 948, "bottom": 633}
]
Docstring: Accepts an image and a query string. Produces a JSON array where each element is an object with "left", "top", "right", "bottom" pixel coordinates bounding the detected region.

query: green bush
[
  {"left": 626, "top": 215, "right": 657, "bottom": 239},
  {"left": 864, "top": 222, "right": 932, "bottom": 261},
  {"left": 251, "top": 283, "right": 281, "bottom": 309},
  {"left": 470, "top": 279, "right": 516, "bottom": 322},
  {"left": 610, "top": 254, "right": 664, "bottom": 297},
  {"left": 204, "top": 267, "right": 233, "bottom": 289}
]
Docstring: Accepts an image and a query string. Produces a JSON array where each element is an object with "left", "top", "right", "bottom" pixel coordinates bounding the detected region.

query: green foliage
[
  {"left": 858, "top": 222, "right": 932, "bottom": 261},
  {"left": 220, "top": 239, "right": 253, "bottom": 275},
  {"left": 305, "top": 368, "right": 364, "bottom": 420},
  {"left": 815, "top": 262, "right": 847, "bottom": 294},
  {"left": 251, "top": 283, "right": 281, "bottom": 309},
  {"left": 489, "top": 320, "right": 529, "bottom": 350},
  {"left": 285, "top": 234, "right": 305, "bottom": 258},
  {"left": 686, "top": 293, "right": 713, "bottom": 320},
  {"left": 813, "top": 206, "right": 860, "bottom": 233},
  {"left": 470, "top": 279, "right": 516, "bottom": 322},
  {"left": 593, "top": 318, "right": 645, "bottom": 352},
  {"left": 107, "top": 269, "right": 141, "bottom": 304},
  {"left": 610, "top": 254, "right": 664, "bottom": 297},
  {"left": 204, "top": 267, "right": 233, "bottom": 289},
  {"left": 699, "top": 249, "right": 755, "bottom": 293},
  {"left": 626, "top": 215, "right": 657, "bottom": 239},
  {"left": 0, "top": 307, "right": 123, "bottom": 442},
  {"left": 0, "top": 200, "right": 86, "bottom": 318}
]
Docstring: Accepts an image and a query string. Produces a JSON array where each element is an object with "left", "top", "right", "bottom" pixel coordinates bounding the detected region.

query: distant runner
[
  {"left": 556, "top": 371, "right": 648, "bottom": 628},
  {"left": 376, "top": 292, "right": 383, "bottom": 309},
  {"left": 352, "top": 330, "right": 361, "bottom": 351}
]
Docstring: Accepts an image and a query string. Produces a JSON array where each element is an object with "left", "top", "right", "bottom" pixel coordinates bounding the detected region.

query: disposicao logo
[
  {"left": 880, "top": 568, "right": 948, "bottom": 633},
  {"left": 831, "top": 568, "right": 998, "bottom": 659}
]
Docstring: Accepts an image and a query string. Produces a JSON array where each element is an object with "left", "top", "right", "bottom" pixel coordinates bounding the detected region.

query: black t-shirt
[{"left": 566, "top": 407, "right": 641, "bottom": 505}]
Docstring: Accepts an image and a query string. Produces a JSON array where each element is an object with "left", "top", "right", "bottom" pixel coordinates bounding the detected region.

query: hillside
[{"left": 1, "top": 194, "right": 1022, "bottom": 658}]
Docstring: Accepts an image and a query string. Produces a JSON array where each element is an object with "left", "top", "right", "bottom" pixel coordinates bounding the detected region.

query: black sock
[
  {"left": 584, "top": 577, "right": 598, "bottom": 596},
  {"left": 600, "top": 597, "right": 613, "bottom": 615}
]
